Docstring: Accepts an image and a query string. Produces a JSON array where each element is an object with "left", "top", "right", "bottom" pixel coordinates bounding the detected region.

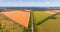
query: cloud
[
  {"left": 0, "top": 0, "right": 60, "bottom": 7},
  {"left": 17, "top": 1, "right": 60, "bottom": 7}
]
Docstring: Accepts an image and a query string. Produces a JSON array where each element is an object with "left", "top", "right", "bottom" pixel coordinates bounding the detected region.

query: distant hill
[{"left": 0, "top": 7, "right": 60, "bottom": 11}]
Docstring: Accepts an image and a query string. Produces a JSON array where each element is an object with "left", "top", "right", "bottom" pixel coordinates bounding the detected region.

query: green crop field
[
  {"left": 33, "top": 11, "right": 60, "bottom": 32},
  {"left": 32, "top": 11, "right": 51, "bottom": 24}
]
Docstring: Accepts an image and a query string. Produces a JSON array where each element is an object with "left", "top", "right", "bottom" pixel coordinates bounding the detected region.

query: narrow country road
[{"left": 30, "top": 11, "right": 34, "bottom": 32}]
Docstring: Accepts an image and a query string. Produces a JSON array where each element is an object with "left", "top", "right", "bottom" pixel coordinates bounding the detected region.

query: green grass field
[
  {"left": 32, "top": 11, "right": 51, "bottom": 24},
  {"left": 33, "top": 11, "right": 60, "bottom": 32}
]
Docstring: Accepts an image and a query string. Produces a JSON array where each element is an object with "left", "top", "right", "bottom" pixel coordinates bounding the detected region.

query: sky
[{"left": 0, "top": 0, "right": 60, "bottom": 7}]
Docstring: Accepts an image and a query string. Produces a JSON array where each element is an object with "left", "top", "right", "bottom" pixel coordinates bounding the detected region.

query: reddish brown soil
[{"left": 1, "top": 10, "right": 30, "bottom": 27}]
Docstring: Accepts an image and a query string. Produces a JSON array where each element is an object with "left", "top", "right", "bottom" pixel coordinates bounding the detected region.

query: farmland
[
  {"left": 0, "top": 9, "right": 60, "bottom": 32},
  {"left": 32, "top": 11, "right": 51, "bottom": 24},
  {"left": 32, "top": 11, "right": 60, "bottom": 32},
  {"left": 0, "top": 10, "right": 32, "bottom": 32},
  {"left": 0, "top": 13, "right": 24, "bottom": 32},
  {"left": 1, "top": 10, "right": 30, "bottom": 27}
]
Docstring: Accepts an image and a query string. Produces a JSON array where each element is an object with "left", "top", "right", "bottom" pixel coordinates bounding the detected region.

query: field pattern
[
  {"left": 32, "top": 11, "right": 51, "bottom": 24},
  {"left": 1, "top": 11, "right": 30, "bottom": 27},
  {"left": 0, "top": 10, "right": 60, "bottom": 32},
  {"left": 33, "top": 11, "right": 60, "bottom": 32},
  {"left": 0, "top": 13, "right": 24, "bottom": 32}
]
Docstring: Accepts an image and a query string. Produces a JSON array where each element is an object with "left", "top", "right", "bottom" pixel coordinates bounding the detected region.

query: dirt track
[{"left": 1, "top": 10, "right": 30, "bottom": 27}]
